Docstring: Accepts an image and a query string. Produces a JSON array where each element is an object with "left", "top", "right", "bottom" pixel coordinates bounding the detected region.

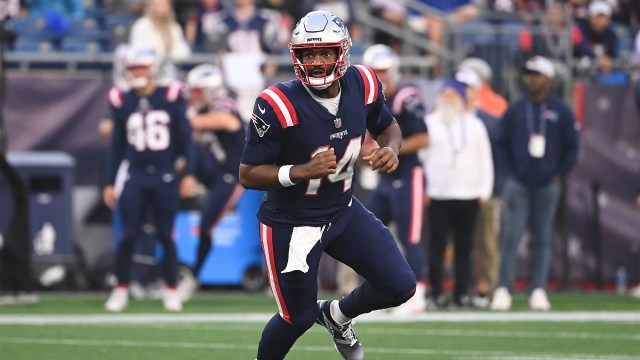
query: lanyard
[
  {"left": 526, "top": 101, "right": 547, "bottom": 136},
  {"left": 445, "top": 116, "right": 466, "bottom": 153}
]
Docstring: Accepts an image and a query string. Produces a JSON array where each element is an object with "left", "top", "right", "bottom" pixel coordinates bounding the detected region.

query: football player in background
[
  {"left": 177, "top": 63, "right": 246, "bottom": 302},
  {"left": 239, "top": 11, "right": 416, "bottom": 360},
  {"left": 362, "top": 44, "right": 430, "bottom": 314},
  {"left": 103, "top": 46, "right": 197, "bottom": 313}
]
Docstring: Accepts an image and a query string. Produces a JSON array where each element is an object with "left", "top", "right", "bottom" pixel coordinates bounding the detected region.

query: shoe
[
  {"left": 15, "top": 292, "right": 40, "bottom": 305},
  {"left": 316, "top": 300, "right": 364, "bottom": 360},
  {"left": 162, "top": 287, "right": 183, "bottom": 312},
  {"left": 471, "top": 294, "right": 490, "bottom": 308},
  {"left": 177, "top": 267, "right": 199, "bottom": 303},
  {"left": 529, "top": 288, "right": 551, "bottom": 311},
  {"left": 490, "top": 287, "right": 512, "bottom": 311},
  {"left": 426, "top": 294, "right": 449, "bottom": 310},
  {"left": 630, "top": 285, "right": 640, "bottom": 300},
  {"left": 105, "top": 286, "right": 129, "bottom": 312}
]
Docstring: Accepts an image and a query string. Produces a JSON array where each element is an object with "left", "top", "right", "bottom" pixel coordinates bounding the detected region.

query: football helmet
[
  {"left": 187, "top": 63, "right": 227, "bottom": 105},
  {"left": 362, "top": 44, "right": 400, "bottom": 85},
  {"left": 124, "top": 45, "right": 159, "bottom": 89},
  {"left": 289, "top": 11, "right": 351, "bottom": 89}
]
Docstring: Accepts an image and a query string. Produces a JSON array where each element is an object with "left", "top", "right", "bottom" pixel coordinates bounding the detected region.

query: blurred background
[{"left": 0, "top": 0, "right": 638, "bottom": 298}]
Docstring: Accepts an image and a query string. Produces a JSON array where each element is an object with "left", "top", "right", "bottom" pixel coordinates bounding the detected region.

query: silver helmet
[
  {"left": 187, "top": 63, "right": 227, "bottom": 104},
  {"left": 362, "top": 44, "right": 400, "bottom": 85},
  {"left": 289, "top": 11, "right": 351, "bottom": 89},
  {"left": 124, "top": 45, "right": 159, "bottom": 89}
]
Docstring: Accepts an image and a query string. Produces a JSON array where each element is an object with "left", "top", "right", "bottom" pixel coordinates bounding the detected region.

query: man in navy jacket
[{"left": 490, "top": 56, "right": 579, "bottom": 312}]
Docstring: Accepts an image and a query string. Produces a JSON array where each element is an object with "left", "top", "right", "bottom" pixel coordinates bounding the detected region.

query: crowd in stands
[{"left": 0, "top": 0, "right": 637, "bottom": 92}]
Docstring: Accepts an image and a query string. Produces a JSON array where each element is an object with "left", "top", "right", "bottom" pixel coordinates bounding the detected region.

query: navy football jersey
[
  {"left": 195, "top": 97, "right": 246, "bottom": 175},
  {"left": 385, "top": 84, "right": 428, "bottom": 175},
  {"left": 215, "top": 9, "right": 284, "bottom": 54},
  {"left": 106, "top": 81, "right": 195, "bottom": 184},
  {"left": 241, "top": 65, "right": 394, "bottom": 226}
]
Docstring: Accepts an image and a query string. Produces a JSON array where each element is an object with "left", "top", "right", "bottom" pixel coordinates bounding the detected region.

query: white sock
[{"left": 330, "top": 300, "right": 352, "bottom": 325}]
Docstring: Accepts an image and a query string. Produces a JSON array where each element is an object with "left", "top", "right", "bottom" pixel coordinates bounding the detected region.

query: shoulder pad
[
  {"left": 165, "top": 80, "right": 184, "bottom": 102},
  {"left": 258, "top": 85, "right": 299, "bottom": 128},
  {"left": 108, "top": 87, "right": 124, "bottom": 108},
  {"left": 352, "top": 65, "right": 379, "bottom": 105}
]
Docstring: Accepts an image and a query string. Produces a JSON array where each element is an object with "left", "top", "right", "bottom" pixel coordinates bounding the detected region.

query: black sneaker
[{"left": 315, "top": 300, "right": 364, "bottom": 360}]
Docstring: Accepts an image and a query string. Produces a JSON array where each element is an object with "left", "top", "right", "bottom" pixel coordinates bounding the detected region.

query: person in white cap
[
  {"left": 458, "top": 57, "right": 508, "bottom": 118},
  {"left": 490, "top": 55, "right": 579, "bottom": 312},
  {"left": 577, "top": 0, "right": 618, "bottom": 75},
  {"left": 456, "top": 68, "right": 508, "bottom": 308}
]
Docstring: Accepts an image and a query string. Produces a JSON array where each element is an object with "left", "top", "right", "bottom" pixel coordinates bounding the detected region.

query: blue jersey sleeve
[
  {"left": 365, "top": 74, "right": 394, "bottom": 136},
  {"left": 173, "top": 96, "right": 197, "bottom": 175},
  {"left": 395, "top": 90, "right": 428, "bottom": 138},
  {"left": 106, "top": 107, "right": 126, "bottom": 185},
  {"left": 240, "top": 97, "right": 285, "bottom": 166}
]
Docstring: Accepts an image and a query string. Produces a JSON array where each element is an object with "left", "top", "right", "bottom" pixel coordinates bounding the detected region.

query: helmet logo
[{"left": 306, "top": 37, "right": 322, "bottom": 42}]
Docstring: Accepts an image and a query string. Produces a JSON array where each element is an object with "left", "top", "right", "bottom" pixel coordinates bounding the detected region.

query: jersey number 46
[{"left": 127, "top": 110, "right": 171, "bottom": 151}]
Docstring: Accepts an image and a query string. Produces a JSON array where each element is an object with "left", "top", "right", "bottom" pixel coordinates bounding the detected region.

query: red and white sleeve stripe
[
  {"left": 108, "top": 87, "right": 123, "bottom": 108},
  {"left": 353, "top": 65, "right": 379, "bottom": 105},
  {"left": 392, "top": 87, "right": 418, "bottom": 115},
  {"left": 165, "top": 80, "right": 183, "bottom": 102},
  {"left": 259, "top": 86, "right": 299, "bottom": 128}
]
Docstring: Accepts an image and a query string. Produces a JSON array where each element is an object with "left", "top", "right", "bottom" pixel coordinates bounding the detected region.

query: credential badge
[{"left": 334, "top": 118, "right": 342, "bottom": 128}]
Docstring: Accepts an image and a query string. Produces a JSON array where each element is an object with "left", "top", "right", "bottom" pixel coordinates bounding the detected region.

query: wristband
[{"left": 278, "top": 165, "right": 296, "bottom": 187}]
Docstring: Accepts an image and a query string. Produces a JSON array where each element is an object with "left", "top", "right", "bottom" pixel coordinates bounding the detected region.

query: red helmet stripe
[{"left": 354, "top": 65, "right": 379, "bottom": 104}]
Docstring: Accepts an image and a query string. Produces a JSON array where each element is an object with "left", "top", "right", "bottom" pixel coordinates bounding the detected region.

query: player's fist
[
  {"left": 305, "top": 148, "right": 337, "bottom": 179},
  {"left": 362, "top": 146, "right": 399, "bottom": 174}
]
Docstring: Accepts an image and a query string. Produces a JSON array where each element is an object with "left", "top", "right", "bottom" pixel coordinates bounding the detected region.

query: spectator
[
  {"left": 103, "top": 46, "right": 198, "bottom": 313},
  {"left": 239, "top": 11, "right": 415, "bottom": 359},
  {"left": 177, "top": 63, "right": 246, "bottom": 302},
  {"left": 256, "top": 0, "right": 313, "bottom": 24},
  {"left": 577, "top": 1, "right": 620, "bottom": 79},
  {"left": 490, "top": 56, "right": 579, "bottom": 312},
  {"left": 369, "top": 0, "right": 406, "bottom": 53},
  {"left": 456, "top": 68, "right": 508, "bottom": 308},
  {"left": 363, "top": 44, "right": 430, "bottom": 314},
  {"left": 421, "top": 79, "right": 494, "bottom": 308},
  {"left": 458, "top": 57, "right": 508, "bottom": 118},
  {"left": 129, "top": 0, "right": 191, "bottom": 60},
  {"left": 184, "top": 0, "right": 226, "bottom": 51}
]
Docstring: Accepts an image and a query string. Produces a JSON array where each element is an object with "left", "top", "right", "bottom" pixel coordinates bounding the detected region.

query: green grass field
[{"left": 0, "top": 291, "right": 638, "bottom": 359}]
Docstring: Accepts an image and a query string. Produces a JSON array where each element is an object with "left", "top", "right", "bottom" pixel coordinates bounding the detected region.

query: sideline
[{"left": 0, "top": 311, "right": 639, "bottom": 325}]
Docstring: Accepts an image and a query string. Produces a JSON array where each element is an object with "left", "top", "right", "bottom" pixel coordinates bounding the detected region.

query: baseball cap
[
  {"left": 523, "top": 56, "right": 555, "bottom": 79},
  {"left": 458, "top": 57, "right": 492, "bottom": 82},
  {"left": 589, "top": 1, "right": 612, "bottom": 17},
  {"left": 455, "top": 68, "right": 482, "bottom": 89}
]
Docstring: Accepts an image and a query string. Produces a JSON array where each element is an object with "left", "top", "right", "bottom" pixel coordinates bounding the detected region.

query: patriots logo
[{"left": 251, "top": 113, "right": 270, "bottom": 137}]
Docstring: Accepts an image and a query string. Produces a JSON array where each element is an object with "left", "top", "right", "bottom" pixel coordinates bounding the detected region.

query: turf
[{"left": 0, "top": 291, "right": 638, "bottom": 359}]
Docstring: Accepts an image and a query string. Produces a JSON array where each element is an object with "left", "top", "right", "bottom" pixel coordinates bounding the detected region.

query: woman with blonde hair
[{"left": 129, "top": 0, "right": 191, "bottom": 83}]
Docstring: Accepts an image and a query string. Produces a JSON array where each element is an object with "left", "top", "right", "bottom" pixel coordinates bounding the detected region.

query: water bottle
[{"left": 615, "top": 267, "right": 627, "bottom": 295}]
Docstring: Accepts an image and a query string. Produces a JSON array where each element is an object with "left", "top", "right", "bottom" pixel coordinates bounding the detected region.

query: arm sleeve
[
  {"left": 175, "top": 98, "right": 196, "bottom": 175},
  {"left": 558, "top": 105, "right": 580, "bottom": 176},
  {"left": 396, "top": 94, "right": 428, "bottom": 138},
  {"left": 240, "top": 97, "right": 285, "bottom": 166},
  {"left": 106, "top": 109, "right": 126, "bottom": 185}
]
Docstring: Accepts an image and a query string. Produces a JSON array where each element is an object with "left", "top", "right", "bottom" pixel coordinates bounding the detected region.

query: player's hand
[
  {"left": 362, "top": 146, "right": 399, "bottom": 174},
  {"left": 103, "top": 186, "right": 116, "bottom": 210},
  {"left": 636, "top": 195, "right": 640, "bottom": 208},
  {"left": 303, "top": 148, "right": 337, "bottom": 179},
  {"left": 180, "top": 175, "right": 198, "bottom": 198}
]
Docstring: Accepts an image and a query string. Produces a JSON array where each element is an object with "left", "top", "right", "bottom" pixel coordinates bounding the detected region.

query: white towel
[{"left": 282, "top": 225, "right": 325, "bottom": 274}]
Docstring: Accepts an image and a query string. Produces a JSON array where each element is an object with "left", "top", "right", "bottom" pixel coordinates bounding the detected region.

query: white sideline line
[
  {"left": 0, "top": 311, "right": 639, "bottom": 325},
  {"left": 0, "top": 337, "right": 637, "bottom": 360}
]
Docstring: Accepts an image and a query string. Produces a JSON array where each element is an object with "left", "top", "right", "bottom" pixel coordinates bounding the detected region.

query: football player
[
  {"left": 362, "top": 44, "right": 430, "bottom": 314},
  {"left": 177, "top": 63, "right": 246, "bottom": 302},
  {"left": 239, "top": 11, "right": 416, "bottom": 360},
  {"left": 103, "top": 46, "right": 197, "bottom": 313}
]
